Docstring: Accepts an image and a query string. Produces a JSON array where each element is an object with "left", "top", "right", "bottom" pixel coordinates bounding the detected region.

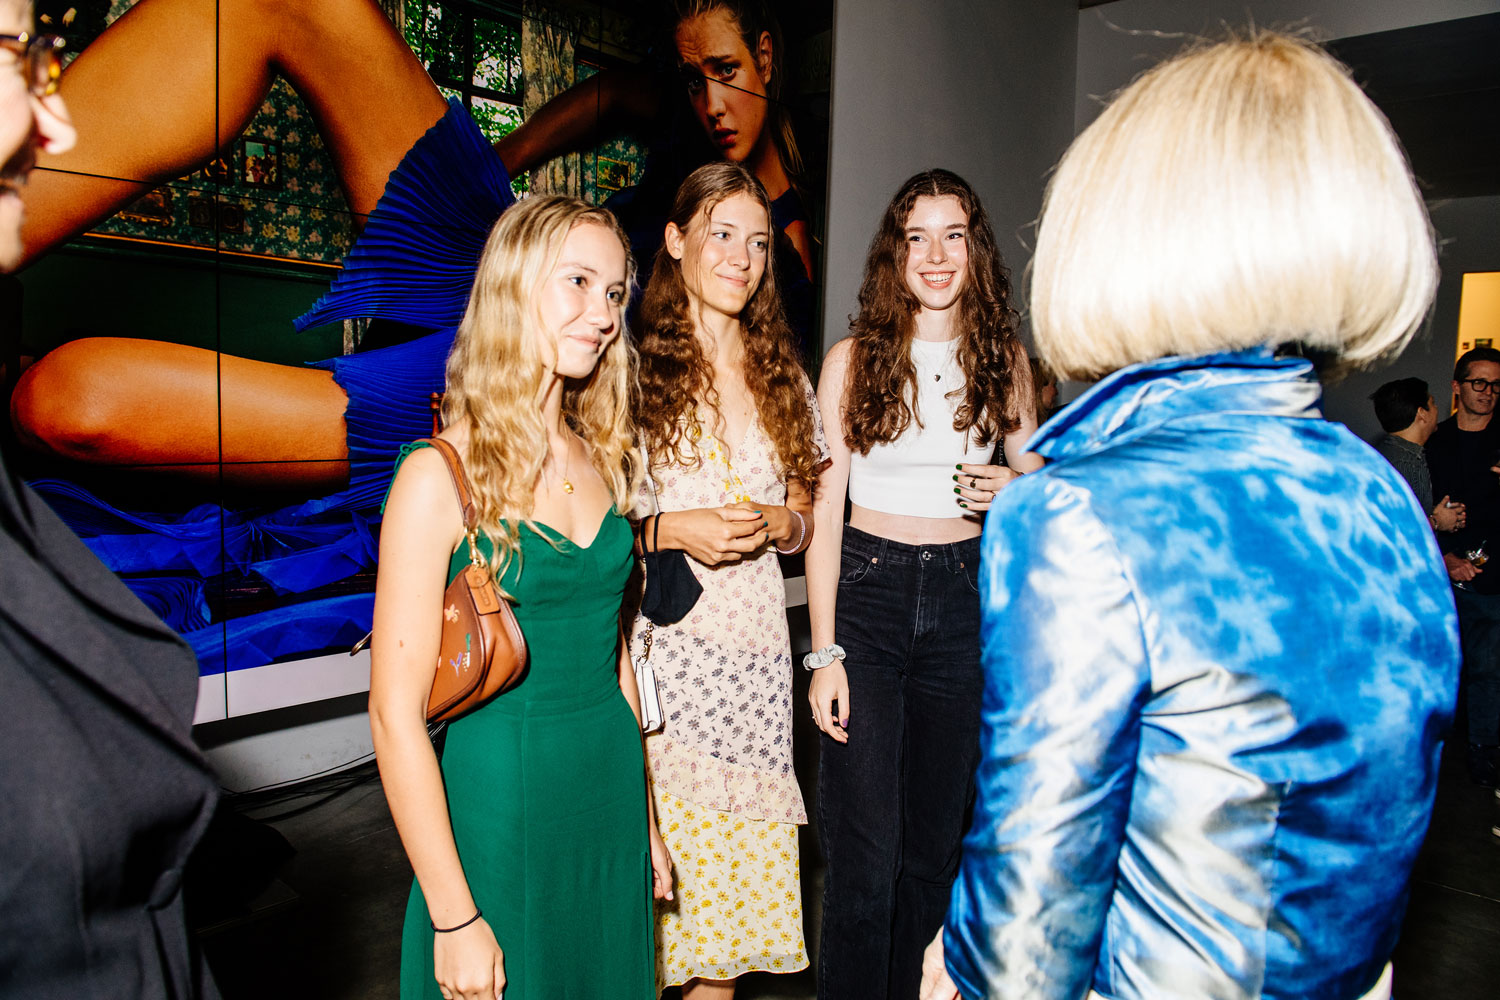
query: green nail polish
[
  {"left": 953, "top": 486, "right": 961, "bottom": 494},
  {"left": 955, "top": 463, "right": 964, "bottom": 470},
  {"left": 959, "top": 501, "right": 968, "bottom": 508}
]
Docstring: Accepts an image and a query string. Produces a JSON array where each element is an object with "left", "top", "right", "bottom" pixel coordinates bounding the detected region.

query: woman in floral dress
[{"left": 631, "top": 161, "right": 825, "bottom": 999}]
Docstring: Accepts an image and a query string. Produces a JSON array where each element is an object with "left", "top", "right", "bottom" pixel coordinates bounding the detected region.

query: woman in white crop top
[{"left": 805, "top": 169, "right": 1041, "bottom": 1000}]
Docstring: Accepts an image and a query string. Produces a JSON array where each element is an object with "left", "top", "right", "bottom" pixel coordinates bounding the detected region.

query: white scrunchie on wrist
[{"left": 802, "top": 643, "right": 846, "bottom": 671}]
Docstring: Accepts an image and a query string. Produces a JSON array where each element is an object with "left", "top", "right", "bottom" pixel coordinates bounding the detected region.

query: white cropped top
[{"left": 847, "top": 337, "right": 987, "bottom": 518}]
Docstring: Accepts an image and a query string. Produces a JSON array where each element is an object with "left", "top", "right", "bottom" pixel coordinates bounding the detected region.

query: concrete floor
[
  {"left": 196, "top": 719, "right": 1500, "bottom": 999},
  {"left": 1388, "top": 747, "right": 1500, "bottom": 994},
  {"left": 196, "top": 703, "right": 824, "bottom": 1000}
]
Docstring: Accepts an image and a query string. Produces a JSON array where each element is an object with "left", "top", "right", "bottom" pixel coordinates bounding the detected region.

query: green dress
[{"left": 395, "top": 445, "right": 653, "bottom": 999}]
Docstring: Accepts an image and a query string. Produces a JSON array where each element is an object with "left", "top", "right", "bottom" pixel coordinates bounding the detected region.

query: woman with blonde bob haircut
[
  {"left": 923, "top": 32, "right": 1458, "bottom": 1000},
  {"left": 1030, "top": 30, "right": 1437, "bottom": 379},
  {"left": 372, "top": 196, "right": 673, "bottom": 1000}
]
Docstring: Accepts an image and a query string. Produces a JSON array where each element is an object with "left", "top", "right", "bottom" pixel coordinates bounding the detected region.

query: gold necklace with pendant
[{"left": 552, "top": 441, "right": 575, "bottom": 495}]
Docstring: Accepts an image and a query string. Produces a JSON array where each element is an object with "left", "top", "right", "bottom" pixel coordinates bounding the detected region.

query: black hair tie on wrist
[{"left": 432, "top": 909, "right": 482, "bottom": 933}]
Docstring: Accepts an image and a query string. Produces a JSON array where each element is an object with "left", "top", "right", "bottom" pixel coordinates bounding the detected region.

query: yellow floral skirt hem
[{"left": 654, "top": 788, "right": 808, "bottom": 990}]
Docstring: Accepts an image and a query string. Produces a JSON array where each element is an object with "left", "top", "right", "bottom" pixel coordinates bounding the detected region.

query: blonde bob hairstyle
[
  {"left": 441, "top": 195, "right": 640, "bottom": 583},
  {"left": 1030, "top": 30, "right": 1437, "bottom": 381}
]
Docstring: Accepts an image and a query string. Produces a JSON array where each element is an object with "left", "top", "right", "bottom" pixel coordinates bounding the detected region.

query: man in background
[
  {"left": 1428, "top": 347, "right": 1500, "bottom": 786},
  {"left": 1370, "top": 377, "right": 1465, "bottom": 534}
]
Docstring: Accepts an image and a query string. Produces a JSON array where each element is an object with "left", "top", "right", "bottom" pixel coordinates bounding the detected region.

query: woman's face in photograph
[
  {"left": 676, "top": 9, "right": 772, "bottom": 166},
  {"left": 534, "top": 222, "right": 629, "bottom": 379},
  {"left": 667, "top": 191, "right": 770, "bottom": 321},
  {"left": 902, "top": 194, "right": 969, "bottom": 314}
]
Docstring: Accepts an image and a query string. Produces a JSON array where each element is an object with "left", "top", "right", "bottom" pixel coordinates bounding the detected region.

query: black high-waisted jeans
[{"left": 816, "top": 525, "right": 984, "bottom": 1000}]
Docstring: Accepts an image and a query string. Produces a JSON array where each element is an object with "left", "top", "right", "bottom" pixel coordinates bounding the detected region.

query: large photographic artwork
[{"left": 4, "top": 0, "right": 831, "bottom": 720}]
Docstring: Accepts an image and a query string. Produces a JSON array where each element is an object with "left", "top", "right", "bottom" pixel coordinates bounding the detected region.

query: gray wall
[
  {"left": 1073, "top": 0, "right": 1500, "bottom": 433},
  {"left": 820, "top": 0, "right": 1078, "bottom": 357},
  {"left": 1324, "top": 195, "right": 1500, "bottom": 438},
  {"left": 1075, "top": 0, "right": 1500, "bottom": 131},
  {"left": 821, "top": 0, "right": 1497, "bottom": 434}
]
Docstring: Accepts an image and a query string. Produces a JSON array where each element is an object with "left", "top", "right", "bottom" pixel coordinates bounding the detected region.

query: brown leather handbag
[
  {"left": 346, "top": 437, "right": 530, "bottom": 720},
  {"left": 353, "top": 421, "right": 528, "bottom": 720},
  {"left": 421, "top": 437, "right": 528, "bottom": 722}
]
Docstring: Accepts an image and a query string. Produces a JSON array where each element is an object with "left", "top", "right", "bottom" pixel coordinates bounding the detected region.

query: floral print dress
[{"left": 634, "top": 394, "right": 826, "bottom": 989}]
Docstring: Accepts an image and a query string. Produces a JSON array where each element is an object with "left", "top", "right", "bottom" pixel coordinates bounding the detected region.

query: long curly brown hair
[
  {"left": 635, "top": 161, "right": 820, "bottom": 486},
  {"left": 843, "top": 169, "right": 1028, "bottom": 454}
]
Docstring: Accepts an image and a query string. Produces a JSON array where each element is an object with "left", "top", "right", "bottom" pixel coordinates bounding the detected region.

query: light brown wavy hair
[
  {"left": 843, "top": 169, "right": 1028, "bottom": 454},
  {"left": 442, "top": 196, "right": 641, "bottom": 586},
  {"left": 635, "top": 161, "right": 820, "bottom": 486}
]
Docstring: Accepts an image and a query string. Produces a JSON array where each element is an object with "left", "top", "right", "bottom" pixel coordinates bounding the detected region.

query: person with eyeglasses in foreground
[
  {"left": 0, "top": 2, "right": 67, "bottom": 269},
  {"left": 0, "top": 2, "right": 223, "bottom": 997},
  {"left": 1427, "top": 346, "right": 1500, "bottom": 787},
  {"left": 921, "top": 30, "right": 1456, "bottom": 1000}
]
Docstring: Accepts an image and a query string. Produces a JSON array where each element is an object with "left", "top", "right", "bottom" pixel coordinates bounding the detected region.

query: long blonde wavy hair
[{"left": 441, "top": 196, "right": 641, "bottom": 585}]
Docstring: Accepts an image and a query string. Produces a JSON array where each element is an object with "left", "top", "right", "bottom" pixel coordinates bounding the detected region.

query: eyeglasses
[
  {"left": 0, "top": 32, "right": 65, "bottom": 98},
  {"left": 1462, "top": 378, "right": 1500, "bottom": 394}
]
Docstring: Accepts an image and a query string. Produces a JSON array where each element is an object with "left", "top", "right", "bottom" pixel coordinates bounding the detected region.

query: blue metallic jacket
[{"left": 945, "top": 349, "right": 1458, "bottom": 1000}]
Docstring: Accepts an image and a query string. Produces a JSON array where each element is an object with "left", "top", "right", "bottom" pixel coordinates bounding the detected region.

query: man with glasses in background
[{"left": 1428, "top": 346, "right": 1500, "bottom": 786}]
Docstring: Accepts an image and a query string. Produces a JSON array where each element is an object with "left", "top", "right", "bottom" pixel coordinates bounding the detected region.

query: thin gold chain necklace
[{"left": 549, "top": 441, "right": 574, "bottom": 495}]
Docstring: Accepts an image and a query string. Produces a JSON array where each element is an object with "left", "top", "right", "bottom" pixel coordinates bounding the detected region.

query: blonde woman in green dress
[{"left": 369, "top": 196, "right": 675, "bottom": 1000}]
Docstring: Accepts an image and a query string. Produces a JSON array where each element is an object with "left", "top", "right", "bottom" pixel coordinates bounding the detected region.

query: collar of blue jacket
[{"left": 1029, "top": 347, "right": 1325, "bottom": 460}]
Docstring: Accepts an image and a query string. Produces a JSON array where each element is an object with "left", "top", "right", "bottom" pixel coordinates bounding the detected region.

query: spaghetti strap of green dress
[{"left": 392, "top": 442, "right": 654, "bottom": 999}]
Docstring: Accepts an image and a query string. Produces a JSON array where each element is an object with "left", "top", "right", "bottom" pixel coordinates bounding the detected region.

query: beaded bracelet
[
  {"left": 775, "top": 509, "right": 807, "bottom": 555},
  {"left": 432, "top": 909, "right": 483, "bottom": 933}
]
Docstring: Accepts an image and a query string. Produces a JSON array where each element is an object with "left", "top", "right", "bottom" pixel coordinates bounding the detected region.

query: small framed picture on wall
[
  {"left": 118, "top": 187, "right": 173, "bottom": 226},
  {"left": 241, "top": 138, "right": 280, "bottom": 189},
  {"left": 596, "top": 157, "right": 633, "bottom": 195},
  {"left": 201, "top": 155, "right": 232, "bottom": 184}
]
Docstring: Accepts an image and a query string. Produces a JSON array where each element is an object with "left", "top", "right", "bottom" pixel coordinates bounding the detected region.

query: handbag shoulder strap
[
  {"left": 421, "top": 437, "right": 479, "bottom": 533},
  {"left": 643, "top": 446, "right": 662, "bottom": 515},
  {"left": 643, "top": 448, "right": 665, "bottom": 554}
]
